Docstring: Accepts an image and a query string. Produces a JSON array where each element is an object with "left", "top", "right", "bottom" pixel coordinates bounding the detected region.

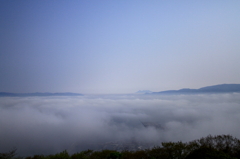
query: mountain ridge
[
  {"left": 152, "top": 84, "right": 240, "bottom": 94},
  {"left": 136, "top": 90, "right": 153, "bottom": 94},
  {"left": 0, "top": 92, "right": 83, "bottom": 97}
]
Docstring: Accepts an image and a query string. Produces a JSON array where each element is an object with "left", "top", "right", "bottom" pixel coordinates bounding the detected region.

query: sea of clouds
[{"left": 1, "top": 93, "right": 240, "bottom": 156}]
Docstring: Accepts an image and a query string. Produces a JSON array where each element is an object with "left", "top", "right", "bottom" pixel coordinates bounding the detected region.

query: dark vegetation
[{"left": 1, "top": 135, "right": 240, "bottom": 159}]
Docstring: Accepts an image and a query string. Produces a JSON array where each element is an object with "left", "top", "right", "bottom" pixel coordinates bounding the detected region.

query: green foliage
[
  {"left": 107, "top": 152, "right": 121, "bottom": 159},
  {"left": 121, "top": 150, "right": 148, "bottom": 159},
  {"left": 193, "top": 135, "right": 240, "bottom": 158},
  {"left": 0, "top": 148, "right": 17, "bottom": 159},
  {"left": 71, "top": 150, "right": 93, "bottom": 159},
  {"left": 2, "top": 135, "right": 240, "bottom": 159},
  {"left": 25, "top": 155, "right": 45, "bottom": 159},
  {"left": 185, "top": 147, "right": 236, "bottom": 159},
  {"left": 87, "top": 150, "right": 120, "bottom": 159},
  {"left": 46, "top": 150, "right": 70, "bottom": 159},
  {"left": 161, "top": 141, "right": 188, "bottom": 159},
  {"left": 147, "top": 146, "right": 166, "bottom": 159}
]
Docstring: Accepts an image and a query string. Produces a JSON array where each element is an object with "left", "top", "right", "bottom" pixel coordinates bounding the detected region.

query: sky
[
  {"left": 1, "top": 93, "right": 240, "bottom": 156},
  {"left": 1, "top": 1, "right": 240, "bottom": 94}
]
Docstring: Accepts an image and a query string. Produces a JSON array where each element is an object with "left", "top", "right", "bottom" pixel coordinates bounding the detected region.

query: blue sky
[{"left": 1, "top": 1, "right": 240, "bottom": 94}]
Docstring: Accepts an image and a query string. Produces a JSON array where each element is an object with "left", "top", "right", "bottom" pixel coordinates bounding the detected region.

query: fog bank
[{"left": 1, "top": 93, "right": 240, "bottom": 156}]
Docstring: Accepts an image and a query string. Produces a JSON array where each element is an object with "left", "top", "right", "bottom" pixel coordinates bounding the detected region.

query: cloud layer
[{"left": 1, "top": 93, "right": 240, "bottom": 156}]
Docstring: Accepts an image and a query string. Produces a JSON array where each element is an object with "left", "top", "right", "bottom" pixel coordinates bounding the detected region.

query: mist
[{"left": 1, "top": 93, "right": 240, "bottom": 156}]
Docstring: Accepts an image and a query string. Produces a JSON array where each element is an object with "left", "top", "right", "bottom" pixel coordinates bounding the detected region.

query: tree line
[{"left": 1, "top": 134, "right": 240, "bottom": 159}]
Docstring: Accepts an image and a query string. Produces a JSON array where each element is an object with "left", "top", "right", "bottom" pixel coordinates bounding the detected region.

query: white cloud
[{"left": 1, "top": 93, "right": 240, "bottom": 156}]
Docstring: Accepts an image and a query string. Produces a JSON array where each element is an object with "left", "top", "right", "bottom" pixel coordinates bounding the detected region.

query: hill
[
  {"left": 136, "top": 90, "right": 152, "bottom": 94},
  {"left": 153, "top": 84, "right": 240, "bottom": 94},
  {"left": 0, "top": 92, "right": 83, "bottom": 97}
]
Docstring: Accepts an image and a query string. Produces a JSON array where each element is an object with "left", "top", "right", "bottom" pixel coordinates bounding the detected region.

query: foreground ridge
[{"left": 2, "top": 134, "right": 240, "bottom": 159}]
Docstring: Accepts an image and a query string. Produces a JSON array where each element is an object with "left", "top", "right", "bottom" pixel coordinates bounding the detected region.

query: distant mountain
[
  {"left": 0, "top": 92, "right": 83, "bottom": 97},
  {"left": 153, "top": 84, "right": 240, "bottom": 94},
  {"left": 136, "top": 90, "right": 152, "bottom": 94}
]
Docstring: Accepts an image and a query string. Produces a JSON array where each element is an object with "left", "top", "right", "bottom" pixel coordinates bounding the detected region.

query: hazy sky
[{"left": 1, "top": 1, "right": 240, "bottom": 94}]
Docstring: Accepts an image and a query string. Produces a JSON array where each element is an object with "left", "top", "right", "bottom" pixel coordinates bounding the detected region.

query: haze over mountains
[
  {"left": 0, "top": 92, "right": 83, "bottom": 97},
  {"left": 136, "top": 90, "right": 153, "bottom": 94},
  {"left": 1, "top": 84, "right": 240, "bottom": 97},
  {"left": 1, "top": 84, "right": 240, "bottom": 156},
  {"left": 151, "top": 84, "right": 240, "bottom": 94}
]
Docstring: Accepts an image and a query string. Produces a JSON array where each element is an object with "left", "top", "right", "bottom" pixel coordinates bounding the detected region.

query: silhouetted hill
[
  {"left": 153, "top": 84, "right": 240, "bottom": 94},
  {"left": 0, "top": 92, "right": 83, "bottom": 97},
  {"left": 136, "top": 90, "right": 152, "bottom": 94}
]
